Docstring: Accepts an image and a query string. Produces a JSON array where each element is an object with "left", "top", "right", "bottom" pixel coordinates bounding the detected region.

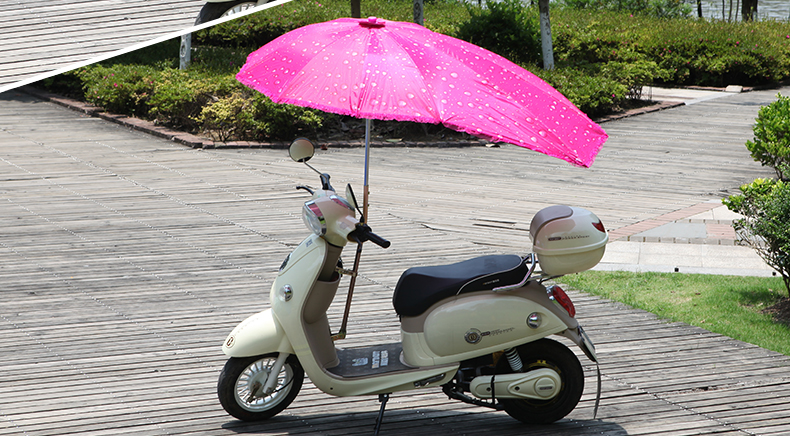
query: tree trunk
[
  {"left": 351, "top": 0, "right": 360, "bottom": 18},
  {"left": 413, "top": 0, "right": 424, "bottom": 25},
  {"left": 742, "top": 0, "right": 757, "bottom": 21},
  {"left": 538, "top": 0, "right": 554, "bottom": 70}
]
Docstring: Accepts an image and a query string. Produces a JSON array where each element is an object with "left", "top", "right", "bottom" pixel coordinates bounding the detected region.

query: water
[
  {"left": 538, "top": 0, "right": 790, "bottom": 20},
  {"left": 697, "top": 0, "right": 790, "bottom": 21}
]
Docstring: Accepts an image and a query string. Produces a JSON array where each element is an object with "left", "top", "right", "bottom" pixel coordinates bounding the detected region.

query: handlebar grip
[
  {"left": 350, "top": 224, "right": 391, "bottom": 248},
  {"left": 367, "top": 232, "right": 391, "bottom": 249}
]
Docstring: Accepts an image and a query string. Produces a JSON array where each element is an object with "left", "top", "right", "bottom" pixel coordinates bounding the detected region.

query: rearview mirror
[{"left": 289, "top": 138, "right": 315, "bottom": 163}]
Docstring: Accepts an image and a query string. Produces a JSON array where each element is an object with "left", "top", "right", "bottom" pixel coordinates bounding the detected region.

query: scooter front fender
[{"left": 222, "top": 309, "right": 294, "bottom": 357}]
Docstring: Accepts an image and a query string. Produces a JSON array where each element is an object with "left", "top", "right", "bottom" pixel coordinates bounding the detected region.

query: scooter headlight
[{"left": 302, "top": 201, "right": 326, "bottom": 236}]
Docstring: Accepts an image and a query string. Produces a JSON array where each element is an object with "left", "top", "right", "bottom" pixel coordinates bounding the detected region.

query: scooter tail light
[
  {"left": 549, "top": 285, "right": 576, "bottom": 318},
  {"left": 592, "top": 220, "right": 606, "bottom": 233}
]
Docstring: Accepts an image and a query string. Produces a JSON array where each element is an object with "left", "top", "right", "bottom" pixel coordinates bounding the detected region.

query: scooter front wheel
[
  {"left": 217, "top": 353, "right": 304, "bottom": 421},
  {"left": 496, "top": 338, "right": 584, "bottom": 424}
]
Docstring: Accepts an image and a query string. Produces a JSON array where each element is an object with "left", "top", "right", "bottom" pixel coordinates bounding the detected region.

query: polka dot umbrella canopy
[{"left": 237, "top": 16, "right": 607, "bottom": 167}]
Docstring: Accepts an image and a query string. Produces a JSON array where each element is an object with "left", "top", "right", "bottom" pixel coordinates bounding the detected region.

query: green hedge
[
  {"left": 59, "top": 62, "right": 325, "bottom": 140},
  {"left": 552, "top": 9, "right": 790, "bottom": 86}
]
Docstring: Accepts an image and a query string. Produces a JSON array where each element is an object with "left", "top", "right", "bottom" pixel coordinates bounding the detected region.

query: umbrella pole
[
  {"left": 362, "top": 118, "right": 371, "bottom": 223},
  {"left": 332, "top": 119, "right": 372, "bottom": 341}
]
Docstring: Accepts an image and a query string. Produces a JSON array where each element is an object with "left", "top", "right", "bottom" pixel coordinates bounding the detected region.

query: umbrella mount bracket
[
  {"left": 331, "top": 330, "right": 347, "bottom": 341},
  {"left": 336, "top": 267, "right": 358, "bottom": 277}
]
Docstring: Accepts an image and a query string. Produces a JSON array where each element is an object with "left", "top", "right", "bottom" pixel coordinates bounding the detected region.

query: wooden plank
[{"left": 0, "top": 88, "right": 789, "bottom": 435}]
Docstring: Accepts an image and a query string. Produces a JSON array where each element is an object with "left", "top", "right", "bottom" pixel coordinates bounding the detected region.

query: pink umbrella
[
  {"left": 237, "top": 16, "right": 606, "bottom": 166},
  {"left": 237, "top": 17, "right": 608, "bottom": 217}
]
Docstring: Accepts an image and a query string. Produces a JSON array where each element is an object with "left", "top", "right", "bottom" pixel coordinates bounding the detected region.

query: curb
[{"left": 21, "top": 85, "right": 686, "bottom": 150}]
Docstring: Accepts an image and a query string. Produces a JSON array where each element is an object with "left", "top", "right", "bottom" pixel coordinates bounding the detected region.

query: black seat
[{"left": 393, "top": 255, "right": 528, "bottom": 317}]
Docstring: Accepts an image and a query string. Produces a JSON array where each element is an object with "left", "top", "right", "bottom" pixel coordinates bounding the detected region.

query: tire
[
  {"left": 195, "top": 1, "right": 261, "bottom": 25},
  {"left": 496, "top": 338, "right": 584, "bottom": 424},
  {"left": 217, "top": 353, "right": 304, "bottom": 422}
]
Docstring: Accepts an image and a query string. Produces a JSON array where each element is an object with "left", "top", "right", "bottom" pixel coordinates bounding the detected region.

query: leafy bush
[
  {"left": 194, "top": 91, "right": 324, "bottom": 141},
  {"left": 528, "top": 65, "right": 628, "bottom": 116},
  {"left": 746, "top": 93, "right": 790, "bottom": 180},
  {"left": 723, "top": 172, "right": 790, "bottom": 296},
  {"left": 73, "top": 64, "right": 158, "bottom": 116},
  {"left": 559, "top": 0, "right": 692, "bottom": 18},
  {"left": 599, "top": 60, "right": 672, "bottom": 98},
  {"left": 147, "top": 69, "right": 239, "bottom": 131},
  {"left": 551, "top": 9, "right": 790, "bottom": 86},
  {"left": 454, "top": 0, "right": 542, "bottom": 66},
  {"left": 58, "top": 57, "right": 324, "bottom": 141}
]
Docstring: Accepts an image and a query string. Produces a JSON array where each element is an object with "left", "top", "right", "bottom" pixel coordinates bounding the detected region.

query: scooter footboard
[{"left": 222, "top": 309, "right": 294, "bottom": 357}]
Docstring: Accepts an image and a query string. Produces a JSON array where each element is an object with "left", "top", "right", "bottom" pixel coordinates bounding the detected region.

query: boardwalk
[
  {"left": 0, "top": 0, "right": 206, "bottom": 92},
  {"left": 1, "top": 85, "right": 790, "bottom": 435}
]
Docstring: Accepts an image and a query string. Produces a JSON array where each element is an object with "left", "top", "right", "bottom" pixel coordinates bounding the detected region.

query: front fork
[{"left": 257, "top": 352, "right": 289, "bottom": 399}]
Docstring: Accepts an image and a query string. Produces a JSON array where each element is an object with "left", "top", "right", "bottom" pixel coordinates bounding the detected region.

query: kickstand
[{"left": 373, "top": 393, "right": 390, "bottom": 435}]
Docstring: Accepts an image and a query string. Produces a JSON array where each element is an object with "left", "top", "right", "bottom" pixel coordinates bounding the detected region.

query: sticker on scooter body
[{"left": 371, "top": 350, "right": 389, "bottom": 369}]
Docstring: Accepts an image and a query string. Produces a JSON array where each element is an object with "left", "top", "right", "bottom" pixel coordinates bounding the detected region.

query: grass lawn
[{"left": 561, "top": 270, "right": 790, "bottom": 356}]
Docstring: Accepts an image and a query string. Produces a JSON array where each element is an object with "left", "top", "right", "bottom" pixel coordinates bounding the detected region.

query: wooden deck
[
  {"left": 1, "top": 86, "right": 790, "bottom": 435},
  {"left": 0, "top": 0, "right": 206, "bottom": 92}
]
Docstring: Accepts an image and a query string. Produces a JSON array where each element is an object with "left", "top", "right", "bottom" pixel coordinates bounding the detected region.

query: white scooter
[{"left": 217, "top": 138, "right": 607, "bottom": 432}]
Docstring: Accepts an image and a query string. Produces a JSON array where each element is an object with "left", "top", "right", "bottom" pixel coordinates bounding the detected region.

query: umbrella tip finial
[{"left": 361, "top": 16, "right": 385, "bottom": 28}]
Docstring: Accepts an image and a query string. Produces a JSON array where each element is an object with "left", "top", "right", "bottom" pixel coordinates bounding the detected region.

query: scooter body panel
[
  {"left": 222, "top": 308, "right": 294, "bottom": 357},
  {"left": 400, "top": 282, "right": 577, "bottom": 367},
  {"left": 270, "top": 236, "right": 460, "bottom": 396}
]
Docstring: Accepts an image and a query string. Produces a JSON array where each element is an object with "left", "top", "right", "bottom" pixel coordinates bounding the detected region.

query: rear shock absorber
[{"left": 504, "top": 347, "right": 523, "bottom": 372}]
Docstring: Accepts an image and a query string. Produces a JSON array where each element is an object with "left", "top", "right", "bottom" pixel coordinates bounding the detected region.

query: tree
[
  {"left": 538, "top": 0, "right": 554, "bottom": 70},
  {"left": 745, "top": 94, "right": 790, "bottom": 181},
  {"left": 351, "top": 0, "right": 360, "bottom": 18},
  {"left": 723, "top": 173, "right": 790, "bottom": 296},
  {"left": 742, "top": 0, "right": 758, "bottom": 21}
]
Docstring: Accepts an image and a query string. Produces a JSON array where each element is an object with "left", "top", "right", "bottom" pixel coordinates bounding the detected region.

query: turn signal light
[{"left": 549, "top": 285, "right": 576, "bottom": 317}]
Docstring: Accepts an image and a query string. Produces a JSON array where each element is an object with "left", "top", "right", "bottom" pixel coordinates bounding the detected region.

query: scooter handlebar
[
  {"left": 366, "top": 231, "right": 391, "bottom": 249},
  {"left": 349, "top": 223, "right": 391, "bottom": 248}
]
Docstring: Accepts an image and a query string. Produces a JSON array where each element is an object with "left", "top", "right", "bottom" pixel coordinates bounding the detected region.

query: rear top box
[{"left": 530, "top": 205, "right": 608, "bottom": 276}]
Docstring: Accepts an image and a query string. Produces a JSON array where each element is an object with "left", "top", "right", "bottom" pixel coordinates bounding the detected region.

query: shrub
[
  {"left": 723, "top": 172, "right": 790, "bottom": 296},
  {"left": 529, "top": 65, "right": 628, "bottom": 116},
  {"left": 59, "top": 58, "right": 325, "bottom": 141},
  {"left": 746, "top": 93, "right": 790, "bottom": 181},
  {"left": 551, "top": 9, "right": 790, "bottom": 86},
  {"left": 559, "top": 0, "right": 692, "bottom": 18},
  {"left": 73, "top": 64, "right": 159, "bottom": 116},
  {"left": 454, "top": 0, "right": 542, "bottom": 66},
  {"left": 147, "top": 69, "right": 240, "bottom": 131},
  {"left": 194, "top": 91, "right": 324, "bottom": 141}
]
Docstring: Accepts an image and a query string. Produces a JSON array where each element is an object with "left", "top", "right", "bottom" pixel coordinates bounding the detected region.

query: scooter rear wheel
[
  {"left": 496, "top": 338, "right": 584, "bottom": 424},
  {"left": 217, "top": 353, "right": 304, "bottom": 421}
]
